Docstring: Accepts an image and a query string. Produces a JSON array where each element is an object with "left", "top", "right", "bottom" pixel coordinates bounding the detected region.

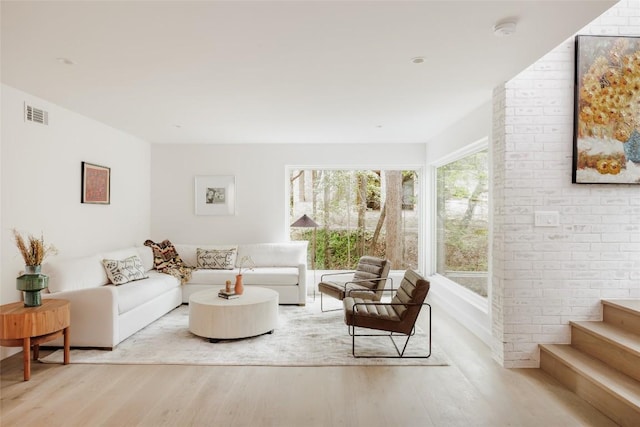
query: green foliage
[
  {"left": 444, "top": 219, "right": 488, "bottom": 271},
  {"left": 402, "top": 170, "right": 416, "bottom": 181},
  {"left": 438, "top": 151, "right": 488, "bottom": 201},
  {"left": 293, "top": 228, "right": 384, "bottom": 270},
  {"left": 316, "top": 171, "right": 352, "bottom": 212},
  {"left": 291, "top": 168, "right": 418, "bottom": 270},
  {"left": 354, "top": 170, "right": 381, "bottom": 210},
  {"left": 437, "top": 149, "right": 489, "bottom": 273},
  {"left": 451, "top": 187, "right": 470, "bottom": 199}
]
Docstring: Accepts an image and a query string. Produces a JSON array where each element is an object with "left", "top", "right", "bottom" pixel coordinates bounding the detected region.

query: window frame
[{"left": 285, "top": 164, "right": 425, "bottom": 274}]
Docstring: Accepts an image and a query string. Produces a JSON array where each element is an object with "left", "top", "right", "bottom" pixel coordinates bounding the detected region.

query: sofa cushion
[
  {"left": 189, "top": 269, "right": 237, "bottom": 285},
  {"left": 101, "top": 247, "right": 141, "bottom": 263},
  {"left": 236, "top": 242, "right": 307, "bottom": 267},
  {"left": 242, "top": 268, "right": 300, "bottom": 285},
  {"left": 187, "top": 267, "right": 299, "bottom": 286},
  {"left": 135, "top": 246, "right": 154, "bottom": 272},
  {"left": 174, "top": 244, "right": 238, "bottom": 268},
  {"left": 43, "top": 255, "right": 109, "bottom": 293},
  {"left": 102, "top": 255, "right": 148, "bottom": 285},
  {"left": 196, "top": 247, "right": 237, "bottom": 269},
  {"left": 99, "top": 246, "right": 155, "bottom": 273},
  {"left": 116, "top": 271, "right": 180, "bottom": 314}
]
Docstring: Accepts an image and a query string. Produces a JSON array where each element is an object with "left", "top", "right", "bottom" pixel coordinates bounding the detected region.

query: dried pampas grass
[{"left": 12, "top": 229, "right": 57, "bottom": 266}]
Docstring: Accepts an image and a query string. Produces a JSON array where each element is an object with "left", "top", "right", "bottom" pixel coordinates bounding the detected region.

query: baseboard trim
[{"left": 428, "top": 277, "right": 492, "bottom": 347}]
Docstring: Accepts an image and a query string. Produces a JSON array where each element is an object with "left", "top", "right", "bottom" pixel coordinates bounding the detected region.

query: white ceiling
[{"left": 1, "top": 1, "right": 616, "bottom": 145}]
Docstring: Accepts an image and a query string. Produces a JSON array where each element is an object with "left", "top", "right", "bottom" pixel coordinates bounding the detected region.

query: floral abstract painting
[{"left": 573, "top": 35, "right": 640, "bottom": 184}]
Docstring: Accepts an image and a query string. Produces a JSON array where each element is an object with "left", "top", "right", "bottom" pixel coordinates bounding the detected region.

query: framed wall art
[
  {"left": 81, "top": 162, "right": 111, "bottom": 204},
  {"left": 195, "top": 175, "right": 236, "bottom": 215},
  {"left": 573, "top": 35, "right": 640, "bottom": 184}
]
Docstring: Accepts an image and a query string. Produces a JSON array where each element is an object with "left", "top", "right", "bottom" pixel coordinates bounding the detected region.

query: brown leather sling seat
[
  {"left": 317, "top": 256, "right": 391, "bottom": 312},
  {"left": 343, "top": 269, "right": 431, "bottom": 358}
]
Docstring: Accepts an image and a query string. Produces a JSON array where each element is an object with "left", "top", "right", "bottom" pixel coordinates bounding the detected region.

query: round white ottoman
[{"left": 188, "top": 287, "right": 279, "bottom": 342}]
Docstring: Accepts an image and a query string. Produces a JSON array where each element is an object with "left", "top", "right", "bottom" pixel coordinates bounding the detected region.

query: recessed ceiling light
[
  {"left": 56, "top": 57, "right": 75, "bottom": 65},
  {"left": 493, "top": 20, "right": 517, "bottom": 37},
  {"left": 411, "top": 56, "right": 426, "bottom": 64}
]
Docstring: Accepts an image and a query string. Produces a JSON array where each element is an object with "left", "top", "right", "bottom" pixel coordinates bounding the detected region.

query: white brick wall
[
  {"left": 491, "top": 0, "right": 640, "bottom": 368},
  {"left": 492, "top": 84, "right": 507, "bottom": 366}
]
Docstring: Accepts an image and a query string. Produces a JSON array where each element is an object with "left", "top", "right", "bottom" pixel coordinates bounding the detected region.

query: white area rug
[{"left": 41, "top": 299, "right": 448, "bottom": 366}]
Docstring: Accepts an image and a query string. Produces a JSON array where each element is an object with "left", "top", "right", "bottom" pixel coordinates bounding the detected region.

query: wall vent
[{"left": 24, "top": 103, "right": 49, "bottom": 125}]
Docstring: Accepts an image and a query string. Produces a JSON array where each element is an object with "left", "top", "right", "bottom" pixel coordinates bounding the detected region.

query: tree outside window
[
  {"left": 289, "top": 169, "right": 419, "bottom": 271},
  {"left": 435, "top": 150, "right": 489, "bottom": 297}
]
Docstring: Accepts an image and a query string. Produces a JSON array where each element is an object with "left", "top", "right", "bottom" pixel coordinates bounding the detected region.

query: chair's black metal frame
[
  {"left": 319, "top": 273, "right": 393, "bottom": 313},
  {"left": 345, "top": 289, "right": 431, "bottom": 359}
]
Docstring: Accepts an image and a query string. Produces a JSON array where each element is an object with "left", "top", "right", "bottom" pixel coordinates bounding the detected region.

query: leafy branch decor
[{"left": 237, "top": 255, "right": 255, "bottom": 275}]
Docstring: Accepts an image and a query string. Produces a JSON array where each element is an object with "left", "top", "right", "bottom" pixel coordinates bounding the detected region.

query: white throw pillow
[
  {"left": 102, "top": 255, "right": 148, "bottom": 285},
  {"left": 196, "top": 248, "right": 237, "bottom": 269}
]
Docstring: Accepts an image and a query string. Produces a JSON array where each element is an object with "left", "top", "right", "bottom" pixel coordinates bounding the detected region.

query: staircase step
[
  {"left": 571, "top": 321, "right": 640, "bottom": 382},
  {"left": 602, "top": 299, "right": 640, "bottom": 334},
  {"left": 540, "top": 343, "right": 640, "bottom": 427}
]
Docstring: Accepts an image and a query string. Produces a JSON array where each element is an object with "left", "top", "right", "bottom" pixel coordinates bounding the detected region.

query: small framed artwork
[
  {"left": 573, "top": 35, "right": 640, "bottom": 184},
  {"left": 81, "top": 162, "right": 111, "bottom": 204},
  {"left": 195, "top": 175, "right": 236, "bottom": 215}
]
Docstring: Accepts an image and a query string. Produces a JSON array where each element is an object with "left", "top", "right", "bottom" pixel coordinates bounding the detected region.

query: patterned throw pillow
[
  {"left": 102, "top": 255, "right": 148, "bottom": 285},
  {"left": 143, "top": 239, "right": 193, "bottom": 284},
  {"left": 197, "top": 248, "right": 237, "bottom": 269}
]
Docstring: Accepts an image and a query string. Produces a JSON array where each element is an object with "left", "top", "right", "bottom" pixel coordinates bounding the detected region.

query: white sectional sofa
[
  {"left": 176, "top": 243, "right": 308, "bottom": 305},
  {"left": 42, "top": 242, "right": 308, "bottom": 349}
]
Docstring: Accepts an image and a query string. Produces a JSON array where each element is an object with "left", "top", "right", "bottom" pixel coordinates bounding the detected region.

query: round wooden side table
[{"left": 0, "top": 299, "right": 70, "bottom": 381}]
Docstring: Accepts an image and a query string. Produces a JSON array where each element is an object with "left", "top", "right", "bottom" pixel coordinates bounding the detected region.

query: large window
[
  {"left": 435, "top": 148, "right": 489, "bottom": 297},
  {"left": 289, "top": 169, "right": 419, "bottom": 270}
]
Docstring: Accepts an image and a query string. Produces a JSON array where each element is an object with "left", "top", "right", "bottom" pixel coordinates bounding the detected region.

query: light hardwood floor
[{"left": 0, "top": 304, "right": 619, "bottom": 427}]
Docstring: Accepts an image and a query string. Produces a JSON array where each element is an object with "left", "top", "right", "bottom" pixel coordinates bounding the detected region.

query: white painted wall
[
  {"left": 425, "top": 101, "right": 492, "bottom": 162},
  {"left": 150, "top": 143, "right": 426, "bottom": 244},
  {"left": 1, "top": 84, "right": 151, "bottom": 359},
  {"left": 492, "top": 1, "right": 640, "bottom": 368}
]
